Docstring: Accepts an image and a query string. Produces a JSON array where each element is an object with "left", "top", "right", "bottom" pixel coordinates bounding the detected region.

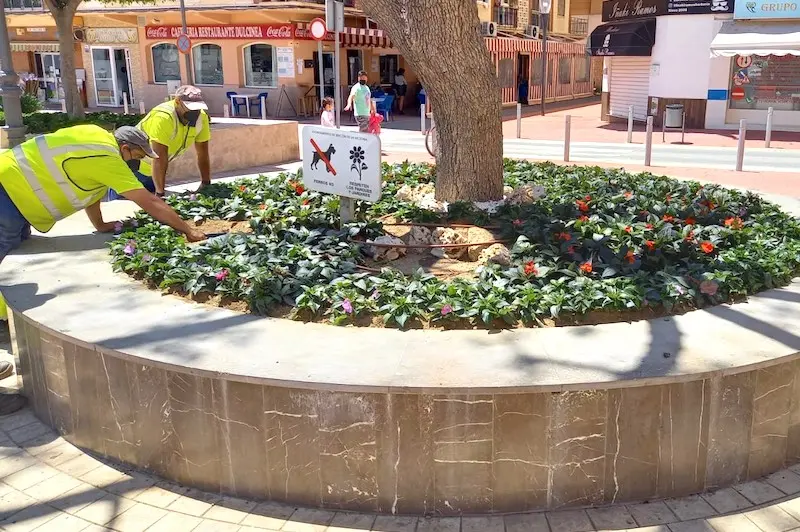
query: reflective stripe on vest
[
  {"left": 147, "top": 102, "right": 206, "bottom": 159},
  {"left": 12, "top": 137, "right": 120, "bottom": 218}
]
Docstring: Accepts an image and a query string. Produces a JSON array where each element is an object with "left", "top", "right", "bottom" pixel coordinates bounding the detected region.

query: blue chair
[
  {"left": 376, "top": 94, "right": 394, "bottom": 121},
  {"left": 250, "top": 92, "right": 268, "bottom": 116},
  {"left": 226, "top": 91, "right": 247, "bottom": 116}
]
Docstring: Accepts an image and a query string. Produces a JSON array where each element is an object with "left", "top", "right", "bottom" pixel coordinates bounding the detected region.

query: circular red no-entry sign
[
  {"left": 176, "top": 33, "right": 192, "bottom": 54},
  {"left": 731, "top": 87, "right": 745, "bottom": 100},
  {"left": 309, "top": 18, "right": 327, "bottom": 41}
]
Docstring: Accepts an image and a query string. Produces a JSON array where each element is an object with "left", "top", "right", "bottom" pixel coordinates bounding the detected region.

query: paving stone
[
  {"left": 324, "top": 511, "right": 377, "bottom": 531},
  {"left": 0, "top": 443, "right": 24, "bottom": 459},
  {"left": 0, "top": 502, "right": 58, "bottom": 531},
  {"left": 22, "top": 472, "right": 83, "bottom": 503},
  {"left": 629, "top": 502, "right": 680, "bottom": 527},
  {"left": 371, "top": 515, "right": 418, "bottom": 532},
  {"left": 6, "top": 421, "right": 54, "bottom": 445},
  {"left": 0, "top": 488, "right": 37, "bottom": 520},
  {"left": 20, "top": 434, "right": 66, "bottom": 456},
  {"left": 192, "top": 519, "right": 242, "bottom": 531},
  {"left": 667, "top": 519, "right": 715, "bottom": 532},
  {"left": 57, "top": 454, "right": 104, "bottom": 478},
  {"left": 665, "top": 495, "right": 717, "bottom": 521},
  {"left": 461, "top": 516, "right": 505, "bottom": 532},
  {"left": 33, "top": 511, "right": 97, "bottom": 532},
  {"left": 103, "top": 471, "right": 156, "bottom": 499},
  {"left": 417, "top": 516, "right": 462, "bottom": 532},
  {"left": 779, "top": 496, "right": 800, "bottom": 521},
  {"left": 74, "top": 493, "right": 136, "bottom": 525},
  {"left": 630, "top": 527, "right": 670, "bottom": 532},
  {"left": 280, "top": 508, "right": 337, "bottom": 532},
  {"left": 203, "top": 496, "right": 258, "bottom": 524},
  {"left": 0, "top": 410, "right": 40, "bottom": 432},
  {"left": 546, "top": 509, "right": 594, "bottom": 532},
  {"left": 146, "top": 511, "right": 204, "bottom": 532},
  {"left": 0, "top": 452, "right": 38, "bottom": 478},
  {"left": 744, "top": 505, "right": 800, "bottom": 532},
  {"left": 3, "top": 462, "right": 60, "bottom": 491},
  {"left": 767, "top": 471, "right": 800, "bottom": 495},
  {"left": 80, "top": 465, "right": 132, "bottom": 490},
  {"left": 37, "top": 443, "right": 84, "bottom": 467},
  {"left": 701, "top": 488, "right": 753, "bottom": 514},
  {"left": 50, "top": 482, "right": 106, "bottom": 514},
  {"left": 588, "top": 506, "right": 638, "bottom": 529},
  {"left": 242, "top": 501, "right": 297, "bottom": 529},
  {"left": 166, "top": 492, "right": 217, "bottom": 516},
  {"left": 735, "top": 480, "right": 787, "bottom": 505},
  {"left": 132, "top": 484, "right": 181, "bottom": 508},
  {"left": 706, "top": 513, "right": 761, "bottom": 532},
  {"left": 105, "top": 501, "right": 168, "bottom": 532}
]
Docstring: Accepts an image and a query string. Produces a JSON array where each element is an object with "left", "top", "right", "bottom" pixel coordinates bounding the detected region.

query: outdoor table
[{"left": 229, "top": 94, "right": 252, "bottom": 117}]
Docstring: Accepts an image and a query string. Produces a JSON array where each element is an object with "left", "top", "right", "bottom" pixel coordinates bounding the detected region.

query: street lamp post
[
  {"left": 0, "top": 0, "right": 26, "bottom": 148},
  {"left": 539, "top": 0, "right": 552, "bottom": 116},
  {"left": 179, "top": 0, "right": 193, "bottom": 85}
]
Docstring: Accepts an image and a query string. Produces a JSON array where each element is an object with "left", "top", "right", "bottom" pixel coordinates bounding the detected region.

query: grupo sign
[
  {"left": 734, "top": 0, "right": 800, "bottom": 18},
  {"left": 144, "top": 24, "right": 332, "bottom": 40},
  {"left": 602, "top": 0, "right": 733, "bottom": 21}
]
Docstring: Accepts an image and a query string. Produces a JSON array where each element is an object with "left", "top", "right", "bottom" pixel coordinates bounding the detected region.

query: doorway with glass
[
  {"left": 91, "top": 47, "right": 135, "bottom": 107},
  {"left": 34, "top": 52, "right": 62, "bottom": 104}
]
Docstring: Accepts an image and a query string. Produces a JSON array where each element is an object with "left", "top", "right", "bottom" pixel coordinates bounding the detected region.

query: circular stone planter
[{"left": 4, "top": 201, "right": 800, "bottom": 515}]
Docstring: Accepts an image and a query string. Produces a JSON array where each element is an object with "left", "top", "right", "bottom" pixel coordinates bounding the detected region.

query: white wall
[
  {"left": 649, "top": 15, "right": 718, "bottom": 99},
  {"left": 705, "top": 45, "right": 731, "bottom": 129}
]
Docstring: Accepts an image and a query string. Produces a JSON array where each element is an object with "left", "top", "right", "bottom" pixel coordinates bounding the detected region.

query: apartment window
[
  {"left": 244, "top": 44, "right": 277, "bottom": 88},
  {"left": 192, "top": 44, "right": 223, "bottom": 86},
  {"left": 558, "top": 0, "right": 565, "bottom": 16},
  {"left": 151, "top": 43, "right": 180, "bottom": 84}
]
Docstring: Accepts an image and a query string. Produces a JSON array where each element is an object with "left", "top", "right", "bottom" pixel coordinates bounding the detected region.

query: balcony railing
[
  {"left": 493, "top": 6, "right": 518, "bottom": 27},
  {"left": 4, "top": 0, "right": 44, "bottom": 10},
  {"left": 262, "top": 0, "right": 355, "bottom": 5},
  {"left": 569, "top": 15, "right": 589, "bottom": 36}
]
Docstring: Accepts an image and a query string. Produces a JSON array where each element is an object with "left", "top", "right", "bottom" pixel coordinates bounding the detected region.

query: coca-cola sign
[{"left": 144, "top": 24, "right": 332, "bottom": 41}]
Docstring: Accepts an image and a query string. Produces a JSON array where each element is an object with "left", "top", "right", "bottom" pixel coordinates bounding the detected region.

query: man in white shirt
[{"left": 344, "top": 70, "right": 375, "bottom": 132}]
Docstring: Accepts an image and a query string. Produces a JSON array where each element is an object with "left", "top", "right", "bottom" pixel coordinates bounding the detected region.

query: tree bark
[
  {"left": 47, "top": 1, "right": 84, "bottom": 118},
  {"left": 359, "top": 0, "right": 504, "bottom": 203}
]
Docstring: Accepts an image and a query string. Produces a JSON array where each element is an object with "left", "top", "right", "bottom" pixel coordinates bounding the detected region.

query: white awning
[
  {"left": 10, "top": 42, "right": 59, "bottom": 53},
  {"left": 710, "top": 21, "right": 800, "bottom": 57}
]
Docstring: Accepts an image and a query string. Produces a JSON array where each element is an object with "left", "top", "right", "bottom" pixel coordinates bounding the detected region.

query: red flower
[
  {"left": 701, "top": 199, "right": 716, "bottom": 210},
  {"left": 700, "top": 241, "right": 715, "bottom": 254},
  {"left": 645, "top": 240, "right": 656, "bottom": 251},
  {"left": 512, "top": 219, "right": 523, "bottom": 227},
  {"left": 568, "top": 245, "right": 577, "bottom": 254},
  {"left": 624, "top": 250, "right": 636, "bottom": 264},
  {"left": 576, "top": 200, "right": 589, "bottom": 213},
  {"left": 578, "top": 215, "right": 589, "bottom": 222},
  {"left": 685, "top": 230, "right": 695, "bottom": 241},
  {"left": 662, "top": 214, "right": 675, "bottom": 222},
  {"left": 579, "top": 261, "right": 593, "bottom": 274},
  {"left": 556, "top": 232, "right": 571, "bottom": 241},
  {"left": 666, "top": 194, "right": 672, "bottom": 203},
  {"left": 239, "top": 185, "right": 247, "bottom": 192},
  {"left": 724, "top": 217, "right": 744, "bottom": 230},
  {"left": 524, "top": 261, "right": 538, "bottom": 276},
  {"left": 294, "top": 184, "right": 305, "bottom": 195},
  {"left": 624, "top": 226, "right": 632, "bottom": 233},
  {"left": 624, "top": 191, "right": 633, "bottom": 199},
  {"left": 685, "top": 217, "right": 696, "bottom": 225},
  {"left": 302, "top": 199, "right": 310, "bottom": 206},
  {"left": 646, "top": 223, "right": 654, "bottom": 230},
  {"left": 585, "top": 195, "right": 592, "bottom": 201}
]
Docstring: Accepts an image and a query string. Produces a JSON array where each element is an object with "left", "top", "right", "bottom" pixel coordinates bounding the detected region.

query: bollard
[
  {"left": 765, "top": 107, "right": 773, "bottom": 148},
  {"left": 261, "top": 96, "right": 267, "bottom": 120},
  {"left": 139, "top": 101, "right": 145, "bottom": 115},
  {"left": 122, "top": 92, "right": 129, "bottom": 115},
  {"left": 420, "top": 104, "right": 426, "bottom": 134},
  {"left": 516, "top": 103, "right": 522, "bottom": 139},
  {"left": 644, "top": 116, "right": 653, "bottom": 166},
  {"left": 736, "top": 119, "right": 746, "bottom": 171},
  {"left": 627, "top": 106, "right": 634, "bottom": 143},
  {"left": 564, "top": 115, "right": 571, "bottom": 162},
  {"left": 223, "top": 104, "right": 230, "bottom": 118},
  {"left": 60, "top": 99, "right": 67, "bottom": 113}
]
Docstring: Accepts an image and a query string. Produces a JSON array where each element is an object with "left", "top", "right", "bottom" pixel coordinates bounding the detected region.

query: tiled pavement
[{"left": 2, "top": 408, "right": 800, "bottom": 532}]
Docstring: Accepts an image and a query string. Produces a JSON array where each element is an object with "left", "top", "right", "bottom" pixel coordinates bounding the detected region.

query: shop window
[
  {"left": 243, "top": 44, "right": 277, "bottom": 88},
  {"left": 379, "top": 55, "right": 399, "bottom": 85},
  {"left": 558, "top": 0, "right": 566, "bottom": 16},
  {"left": 558, "top": 57, "right": 572, "bottom": 84},
  {"left": 498, "top": 58, "right": 514, "bottom": 88},
  {"left": 192, "top": 44, "right": 223, "bottom": 86},
  {"left": 575, "top": 55, "right": 590, "bottom": 83},
  {"left": 151, "top": 43, "right": 181, "bottom": 84},
  {"left": 728, "top": 54, "right": 800, "bottom": 112}
]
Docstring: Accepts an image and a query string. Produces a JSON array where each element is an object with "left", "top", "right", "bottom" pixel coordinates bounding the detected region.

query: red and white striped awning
[{"left": 340, "top": 27, "right": 392, "bottom": 48}]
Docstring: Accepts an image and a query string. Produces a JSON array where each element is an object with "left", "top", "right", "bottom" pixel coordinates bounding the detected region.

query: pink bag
[{"left": 368, "top": 113, "right": 383, "bottom": 135}]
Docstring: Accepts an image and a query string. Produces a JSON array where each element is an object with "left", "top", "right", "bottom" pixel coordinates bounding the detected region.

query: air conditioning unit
[
  {"left": 481, "top": 21, "right": 498, "bottom": 37},
  {"left": 525, "top": 25, "right": 541, "bottom": 38},
  {"left": 72, "top": 28, "right": 85, "bottom": 42},
  {"left": 500, "top": 0, "right": 510, "bottom": 5}
]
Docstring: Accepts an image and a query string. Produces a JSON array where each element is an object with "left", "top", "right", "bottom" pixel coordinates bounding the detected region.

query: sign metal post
[{"left": 325, "top": 0, "right": 351, "bottom": 223}]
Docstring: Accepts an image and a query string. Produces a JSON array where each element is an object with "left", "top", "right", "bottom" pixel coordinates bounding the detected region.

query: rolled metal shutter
[{"left": 609, "top": 57, "right": 650, "bottom": 121}]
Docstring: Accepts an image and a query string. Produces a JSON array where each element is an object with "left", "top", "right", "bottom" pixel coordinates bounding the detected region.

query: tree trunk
[
  {"left": 359, "top": 0, "right": 504, "bottom": 202},
  {"left": 48, "top": 1, "right": 84, "bottom": 118}
]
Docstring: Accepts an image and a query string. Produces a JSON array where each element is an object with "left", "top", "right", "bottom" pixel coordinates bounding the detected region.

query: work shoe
[
  {"left": 0, "top": 394, "right": 27, "bottom": 416},
  {"left": 0, "top": 361, "right": 13, "bottom": 380}
]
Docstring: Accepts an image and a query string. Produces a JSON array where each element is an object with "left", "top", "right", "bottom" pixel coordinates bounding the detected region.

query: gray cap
[
  {"left": 114, "top": 126, "right": 158, "bottom": 159},
  {"left": 175, "top": 85, "right": 208, "bottom": 111}
]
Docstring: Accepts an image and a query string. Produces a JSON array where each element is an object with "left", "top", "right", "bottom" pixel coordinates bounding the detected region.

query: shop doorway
[
  {"left": 34, "top": 52, "right": 62, "bottom": 103},
  {"left": 91, "top": 47, "right": 135, "bottom": 107},
  {"left": 347, "top": 49, "right": 363, "bottom": 86},
  {"left": 313, "top": 51, "right": 335, "bottom": 101},
  {"left": 517, "top": 52, "right": 530, "bottom": 104}
]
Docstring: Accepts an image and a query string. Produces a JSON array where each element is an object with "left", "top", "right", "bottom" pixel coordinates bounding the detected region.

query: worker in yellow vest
[
  {"left": 110, "top": 85, "right": 212, "bottom": 199},
  {"left": 0, "top": 124, "right": 206, "bottom": 415}
]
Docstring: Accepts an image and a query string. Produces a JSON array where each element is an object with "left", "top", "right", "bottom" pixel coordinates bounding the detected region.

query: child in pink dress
[{"left": 320, "top": 97, "right": 335, "bottom": 128}]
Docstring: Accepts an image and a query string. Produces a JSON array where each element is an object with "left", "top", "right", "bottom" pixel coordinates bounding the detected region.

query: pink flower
[
  {"left": 114, "top": 222, "right": 123, "bottom": 234},
  {"left": 441, "top": 304, "right": 453, "bottom": 316},
  {"left": 123, "top": 240, "right": 136, "bottom": 256},
  {"left": 370, "top": 290, "right": 380, "bottom": 300},
  {"left": 215, "top": 269, "right": 229, "bottom": 282},
  {"left": 342, "top": 298, "right": 353, "bottom": 314},
  {"left": 512, "top": 219, "right": 523, "bottom": 227},
  {"left": 189, "top": 194, "right": 197, "bottom": 202},
  {"left": 700, "top": 280, "right": 718, "bottom": 296},
  {"left": 142, "top": 254, "right": 152, "bottom": 263}
]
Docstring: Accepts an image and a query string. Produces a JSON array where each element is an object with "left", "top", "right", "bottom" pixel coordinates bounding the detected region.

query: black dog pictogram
[{"left": 311, "top": 144, "right": 336, "bottom": 173}]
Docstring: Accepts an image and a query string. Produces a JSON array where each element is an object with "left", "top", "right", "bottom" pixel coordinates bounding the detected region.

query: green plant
[{"left": 108, "top": 162, "right": 800, "bottom": 330}]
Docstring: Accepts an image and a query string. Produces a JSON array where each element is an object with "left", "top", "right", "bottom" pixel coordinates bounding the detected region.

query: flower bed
[{"left": 109, "top": 161, "right": 800, "bottom": 328}]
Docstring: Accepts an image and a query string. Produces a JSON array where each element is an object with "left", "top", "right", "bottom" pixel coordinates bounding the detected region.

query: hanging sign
[
  {"left": 176, "top": 33, "right": 192, "bottom": 54},
  {"left": 602, "top": 0, "right": 733, "bottom": 21}
]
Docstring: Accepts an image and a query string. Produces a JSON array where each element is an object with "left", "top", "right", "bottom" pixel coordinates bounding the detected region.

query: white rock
[
  {"left": 432, "top": 227, "right": 466, "bottom": 260},
  {"left": 478, "top": 244, "right": 512, "bottom": 266},
  {"left": 508, "top": 184, "right": 546, "bottom": 206},
  {"left": 408, "top": 226, "right": 432, "bottom": 253},
  {"left": 368, "top": 235, "right": 407, "bottom": 262}
]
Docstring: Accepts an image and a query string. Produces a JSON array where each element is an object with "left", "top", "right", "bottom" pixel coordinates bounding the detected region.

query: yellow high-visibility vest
[
  {"left": 137, "top": 101, "right": 210, "bottom": 176},
  {"left": 0, "top": 124, "right": 143, "bottom": 233}
]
